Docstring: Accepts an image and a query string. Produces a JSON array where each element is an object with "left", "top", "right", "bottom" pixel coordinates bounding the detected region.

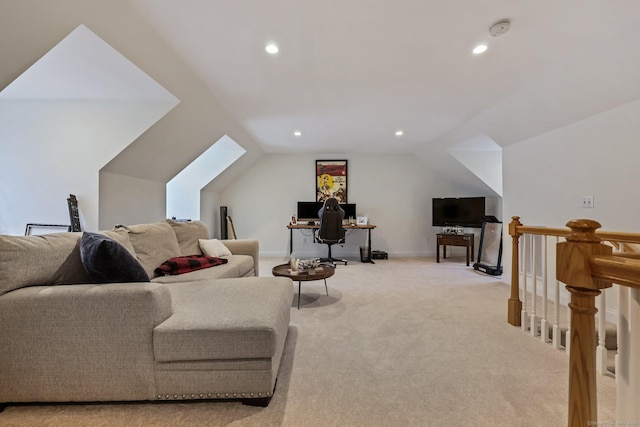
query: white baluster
[
  {"left": 521, "top": 234, "right": 529, "bottom": 332},
  {"left": 530, "top": 235, "right": 538, "bottom": 336},
  {"left": 596, "top": 289, "right": 607, "bottom": 374},
  {"left": 616, "top": 285, "right": 629, "bottom": 422},
  {"left": 552, "top": 236, "right": 562, "bottom": 349},
  {"left": 628, "top": 288, "right": 640, "bottom": 422},
  {"left": 565, "top": 252, "right": 571, "bottom": 356},
  {"left": 540, "top": 235, "right": 549, "bottom": 343}
]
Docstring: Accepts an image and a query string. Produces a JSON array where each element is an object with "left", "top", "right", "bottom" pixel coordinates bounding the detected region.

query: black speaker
[{"left": 220, "top": 206, "right": 228, "bottom": 239}]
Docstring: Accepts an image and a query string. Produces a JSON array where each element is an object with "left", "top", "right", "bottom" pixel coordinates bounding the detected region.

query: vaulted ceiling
[
  {"left": 131, "top": 0, "right": 640, "bottom": 154},
  {"left": 3, "top": 0, "right": 640, "bottom": 196}
]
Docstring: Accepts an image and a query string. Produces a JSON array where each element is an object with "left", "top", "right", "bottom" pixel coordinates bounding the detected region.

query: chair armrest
[{"left": 221, "top": 239, "right": 259, "bottom": 276}]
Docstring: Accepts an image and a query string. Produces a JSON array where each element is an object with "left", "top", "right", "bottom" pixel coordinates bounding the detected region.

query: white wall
[
  {"left": 502, "top": 98, "right": 640, "bottom": 319},
  {"left": 0, "top": 3, "right": 266, "bottom": 235},
  {"left": 212, "top": 152, "right": 478, "bottom": 259},
  {"left": 166, "top": 135, "right": 246, "bottom": 221},
  {"left": 0, "top": 100, "right": 172, "bottom": 235},
  {"left": 503, "top": 97, "right": 640, "bottom": 239},
  {"left": 449, "top": 150, "right": 503, "bottom": 197},
  {"left": 98, "top": 171, "right": 166, "bottom": 230}
]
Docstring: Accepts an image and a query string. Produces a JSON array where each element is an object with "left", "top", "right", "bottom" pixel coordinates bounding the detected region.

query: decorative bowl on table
[{"left": 298, "top": 258, "right": 321, "bottom": 274}]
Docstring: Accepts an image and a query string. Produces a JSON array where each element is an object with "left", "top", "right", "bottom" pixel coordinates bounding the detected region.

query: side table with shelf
[{"left": 436, "top": 233, "right": 475, "bottom": 266}]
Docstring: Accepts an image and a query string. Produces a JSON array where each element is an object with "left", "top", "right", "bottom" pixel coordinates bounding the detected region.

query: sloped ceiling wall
[
  {"left": 1, "top": 1, "right": 498, "bottom": 234},
  {"left": 419, "top": 15, "right": 640, "bottom": 152},
  {"left": 448, "top": 136, "right": 502, "bottom": 197},
  {"left": 0, "top": 23, "right": 179, "bottom": 233},
  {"left": 0, "top": 0, "right": 265, "bottom": 231}
]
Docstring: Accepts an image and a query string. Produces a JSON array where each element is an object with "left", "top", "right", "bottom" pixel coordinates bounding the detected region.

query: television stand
[{"left": 436, "top": 233, "right": 474, "bottom": 266}]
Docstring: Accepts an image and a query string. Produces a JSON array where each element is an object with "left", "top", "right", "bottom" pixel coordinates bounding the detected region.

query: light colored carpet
[{"left": 0, "top": 257, "right": 616, "bottom": 426}]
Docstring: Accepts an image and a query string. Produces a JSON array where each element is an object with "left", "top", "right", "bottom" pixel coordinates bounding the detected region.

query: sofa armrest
[
  {"left": 0, "top": 283, "right": 173, "bottom": 402},
  {"left": 221, "top": 239, "right": 259, "bottom": 276}
]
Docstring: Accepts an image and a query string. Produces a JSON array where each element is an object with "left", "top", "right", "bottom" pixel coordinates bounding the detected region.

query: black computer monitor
[
  {"left": 341, "top": 203, "right": 357, "bottom": 219},
  {"left": 297, "top": 201, "right": 357, "bottom": 221},
  {"left": 297, "top": 201, "right": 323, "bottom": 220}
]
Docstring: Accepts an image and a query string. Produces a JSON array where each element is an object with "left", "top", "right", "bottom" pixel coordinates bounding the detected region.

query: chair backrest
[{"left": 318, "top": 198, "right": 345, "bottom": 243}]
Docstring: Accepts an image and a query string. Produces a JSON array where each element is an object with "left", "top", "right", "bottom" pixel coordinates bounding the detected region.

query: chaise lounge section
[{"left": 0, "top": 219, "right": 293, "bottom": 410}]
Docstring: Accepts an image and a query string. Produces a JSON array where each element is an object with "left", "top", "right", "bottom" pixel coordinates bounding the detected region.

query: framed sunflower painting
[{"left": 316, "top": 160, "right": 347, "bottom": 203}]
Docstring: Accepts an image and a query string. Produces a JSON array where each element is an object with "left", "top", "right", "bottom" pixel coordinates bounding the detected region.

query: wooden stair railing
[
  {"left": 508, "top": 216, "right": 640, "bottom": 426},
  {"left": 508, "top": 216, "right": 570, "bottom": 327},
  {"left": 508, "top": 216, "right": 640, "bottom": 327},
  {"left": 556, "top": 219, "right": 613, "bottom": 427}
]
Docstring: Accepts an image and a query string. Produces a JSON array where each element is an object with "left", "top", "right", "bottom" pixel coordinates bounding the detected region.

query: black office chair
[{"left": 316, "top": 198, "right": 348, "bottom": 266}]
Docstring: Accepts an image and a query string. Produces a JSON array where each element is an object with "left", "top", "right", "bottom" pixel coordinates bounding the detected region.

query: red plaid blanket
[{"left": 155, "top": 255, "right": 228, "bottom": 276}]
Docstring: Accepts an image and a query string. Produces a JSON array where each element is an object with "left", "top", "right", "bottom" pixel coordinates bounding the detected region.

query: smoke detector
[{"left": 489, "top": 20, "right": 510, "bottom": 37}]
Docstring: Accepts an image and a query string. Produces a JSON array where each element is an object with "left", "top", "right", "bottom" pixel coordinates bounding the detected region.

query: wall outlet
[
  {"left": 303, "top": 237, "right": 307, "bottom": 243},
  {"left": 582, "top": 196, "right": 594, "bottom": 208}
]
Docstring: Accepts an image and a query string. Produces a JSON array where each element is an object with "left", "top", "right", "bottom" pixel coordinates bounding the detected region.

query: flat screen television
[
  {"left": 432, "top": 197, "right": 486, "bottom": 228},
  {"left": 297, "top": 201, "right": 357, "bottom": 221}
]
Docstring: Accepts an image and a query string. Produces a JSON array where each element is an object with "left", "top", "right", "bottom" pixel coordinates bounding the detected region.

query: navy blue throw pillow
[{"left": 80, "top": 232, "right": 150, "bottom": 283}]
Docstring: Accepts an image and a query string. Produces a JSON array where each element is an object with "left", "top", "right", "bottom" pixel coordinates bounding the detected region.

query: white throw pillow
[{"left": 199, "top": 239, "right": 232, "bottom": 257}]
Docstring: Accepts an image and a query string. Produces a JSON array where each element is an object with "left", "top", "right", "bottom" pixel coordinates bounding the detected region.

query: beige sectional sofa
[{"left": 0, "top": 219, "right": 293, "bottom": 410}]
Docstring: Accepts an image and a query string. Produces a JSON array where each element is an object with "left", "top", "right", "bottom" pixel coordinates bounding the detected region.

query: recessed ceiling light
[
  {"left": 293, "top": 130, "right": 302, "bottom": 137},
  {"left": 395, "top": 130, "right": 404, "bottom": 137},
  {"left": 473, "top": 44, "right": 488, "bottom": 55},
  {"left": 265, "top": 43, "right": 279, "bottom": 54}
]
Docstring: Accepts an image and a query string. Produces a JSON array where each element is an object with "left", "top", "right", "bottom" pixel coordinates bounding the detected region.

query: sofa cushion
[
  {"left": 80, "top": 232, "right": 150, "bottom": 283},
  {"left": 101, "top": 227, "right": 137, "bottom": 257},
  {"left": 199, "top": 238, "right": 232, "bottom": 257},
  {"left": 154, "top": 255, "right": 228, "bottom": 276},
  {"left": 219, "top": 239, "right": 259, "bottom": 276},
  {"left": 0, "top": 232, "right": 90, "bottom": 296},
  {"left": 154, "top": 277, "right": 293, "bottom": 361},
  {"left": 229, "top": 254, "right": 255, "bottom": 277},
  {"left": 166, "top": 219, "right": 209, "bottom": 256},
  {"left": 122, "top": 222, "right": 182, "bottom": 279}
]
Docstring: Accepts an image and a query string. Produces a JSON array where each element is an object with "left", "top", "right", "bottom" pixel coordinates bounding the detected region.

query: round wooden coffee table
[{"left": 272, "top": 263, "right": 335, "bottom": 309}]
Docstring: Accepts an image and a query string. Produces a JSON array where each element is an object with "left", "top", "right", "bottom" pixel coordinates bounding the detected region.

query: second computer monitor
[
  {"left": 297, "top": 201, "right": 356, "bottom": 221},
  {"left": 341, "top": 203, "right": 356, "bottom": 220}
]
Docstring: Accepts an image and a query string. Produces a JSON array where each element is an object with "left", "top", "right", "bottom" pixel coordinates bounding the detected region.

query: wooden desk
[
  {"left": 436, "top": 233, "right": 474, "bottom": 266},
  {"left": 287, "top": 223, "right": 377, "bottom": 263}
]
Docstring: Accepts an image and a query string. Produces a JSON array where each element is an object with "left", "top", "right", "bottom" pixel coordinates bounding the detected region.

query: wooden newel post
[
  {"left": 508, "top": 216, "right": 523, "bottom": 326},
  {"left": 556, "top": 219, "right": 612, "bottom": 427}
]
